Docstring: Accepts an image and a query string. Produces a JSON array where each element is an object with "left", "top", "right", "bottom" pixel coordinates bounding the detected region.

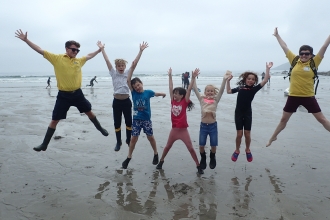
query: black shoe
[
  {"left": 122, "top": 158, "right": 131, "bottom": 169},
  {"left": 197, "top": 166, "right": 204, "bottom": 174},
  {"left": 200, "top": 152, "right": 206, "bottom": 170},
  {"left": 33, "top": 144, "right": 47, "bottom": 152},
  {"left": 126, "top": 139, "right": 130, "bottom": 145},
  {"left": 114, "top": 141, "right": 122, "bottom": 151},
  {"left": 100, "top": 128, "right": 109, "bottom": 136},
  {"left": 209, "top": 152, "right": 216, "bottom": 169},
  {"left": 152, "top": 154, "right": 159, "bottom": 165},
  {"left": 156, "top": 161, "right": 164, "bottom": 169}
]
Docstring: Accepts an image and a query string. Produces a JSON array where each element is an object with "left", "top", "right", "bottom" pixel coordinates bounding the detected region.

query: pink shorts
[{"left": 283, "top": 96, "right": 321, "bottom": 113}]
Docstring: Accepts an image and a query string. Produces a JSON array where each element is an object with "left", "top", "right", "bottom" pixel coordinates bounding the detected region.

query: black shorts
[
  {"left": 283, "top": 96, "right": 321, "bottom": 113},
  {"left": 235, "top": 110, "right": 252, "bottom": 130},
  {"left": 52, "top": 89, "right": 91, "bottom": 120}
]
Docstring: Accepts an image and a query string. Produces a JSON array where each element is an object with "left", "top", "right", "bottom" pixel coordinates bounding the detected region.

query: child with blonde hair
[
  {"left": 97, "top": 41, "right": 148, "bottom": 151},
  {"left": 193, "top": 71, "right": 231, "bottom": 171}
]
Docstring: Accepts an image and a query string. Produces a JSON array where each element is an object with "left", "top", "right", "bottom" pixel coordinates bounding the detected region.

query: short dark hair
[
  {"left": 299, "top": 45, "right": 313, "bottom": 54},
  {"left": 173, "top": 87, "right": 194, "bottom": 111},
  {"left": 131, "top": 77, "right": 143, "bottom": 87},
  {"left": 65, "top": 40, "right": 80, "bottom": 48}
]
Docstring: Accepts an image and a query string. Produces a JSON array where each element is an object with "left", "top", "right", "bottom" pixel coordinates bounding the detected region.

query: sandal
[
  {"left": 246, "top": 151, "right": 253, "bottom": 162},
  {"left": 231, "top": 151, "right": 240, "bottom": 162}
]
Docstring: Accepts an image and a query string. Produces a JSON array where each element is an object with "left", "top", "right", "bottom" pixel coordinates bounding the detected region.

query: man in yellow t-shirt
[
  {"left": 15, "top": 29, "right": 109, "bottom": 152},
  {"left": 266, "top": 27, "right": 330, "bottom": 147}
]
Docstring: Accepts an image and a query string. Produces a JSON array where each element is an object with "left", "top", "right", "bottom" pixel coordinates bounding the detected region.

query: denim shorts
[
  {"left": 199, "top": 122, "right": 218, "bottom": 147},
  {"left": 132, "top": 119, "right": 153, "bottom": 136}
]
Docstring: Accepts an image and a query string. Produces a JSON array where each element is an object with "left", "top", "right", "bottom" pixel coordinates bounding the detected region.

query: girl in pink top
[{"left": 156, "top": 68, "right": 204, "bottom": 174}]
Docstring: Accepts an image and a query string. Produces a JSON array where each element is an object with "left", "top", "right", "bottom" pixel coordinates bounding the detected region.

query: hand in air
[
  {"left": 140, "top": 41, "right": 149, "bottom": 51},
  {"left": 273, "top": 27, "right": 279, "bottom": 37},
  {"left": 168, "top": 67, "right": 172, "bottom": 76},
  {"left": 97, "top": 41, "right": 105, "bottom": 49},
  {"left": 266, "top": 62, "right": 273, "bottom": 69},
  {"left": 227, "top": 75, "right": 233, "bottom": 81},
  {"left": 15, "top": 29, "right": 27, "bottom": 41},
  {"left": 224, "top": 70, "right": 232, "bottom": 79},
  {"left": 192, "top": 68, "right": 200, "bottom": 78}
]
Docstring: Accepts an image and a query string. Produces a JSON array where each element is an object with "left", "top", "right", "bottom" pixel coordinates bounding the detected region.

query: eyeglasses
[
  {"left": 299, "top": 52, "right": 311, "bottom": 56},
  {"left": 68, "top": 48, "right": 80, "bottom": 53}
]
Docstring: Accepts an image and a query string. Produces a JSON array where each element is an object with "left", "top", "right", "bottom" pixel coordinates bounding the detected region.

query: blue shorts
[
  {"left": 132, "top": 119, "right": 153, "bottom": 136},
  {"left": 199, "top": 122, "right": 218, "bottom": 147},
  {"left": 52, "top": 89, "right": 91, "bottom": 120}
]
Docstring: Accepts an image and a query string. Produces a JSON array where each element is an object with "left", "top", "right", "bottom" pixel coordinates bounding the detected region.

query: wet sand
[{"left": 1, "top": 76, "right": 330, "bottom": 220}]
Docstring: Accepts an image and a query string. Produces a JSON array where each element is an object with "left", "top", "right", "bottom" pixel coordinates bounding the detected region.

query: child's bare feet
[{"left": 266, "top": 137, "right": 277, "bottom": 147}]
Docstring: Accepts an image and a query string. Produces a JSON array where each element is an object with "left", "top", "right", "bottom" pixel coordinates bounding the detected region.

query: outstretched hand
[
  {"left": 140, "top": 41, "right": 149, "bottom": 51},
  {"left": 273, "top": 27, "right": 279, "bottom": 37},
  {"left": 266, "top": 62, "right": 273, "bottom": 69},
  {"left": 224, "top": 70, "right": 232, "bottom": 79},
  {"left": 15, "top": 29, "right": 27, "bottom": 41},
  {"left": 192, "top": 68, "right": 200, "bottom": 78},
  {"left": 168, "top": 67, "right": 172, "bottom": 76},
  {"left": 227, "top": 75, "right": 233, "bottom": 81},
  {"left": 97, "top": 41, "right": 105, "bottom": 49}
]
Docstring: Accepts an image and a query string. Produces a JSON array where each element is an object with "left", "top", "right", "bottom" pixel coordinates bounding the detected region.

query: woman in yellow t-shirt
[{"left": 267, "top": 27, "right": 330, "bottom": 147}]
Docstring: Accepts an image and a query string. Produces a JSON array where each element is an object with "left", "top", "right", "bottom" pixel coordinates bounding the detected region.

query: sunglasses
[
  {"left": 68, "top": 48, "right": 80, "bottom": 53},
  {"left": 299, "top": 52, "right": 311, "bottom": 56}
]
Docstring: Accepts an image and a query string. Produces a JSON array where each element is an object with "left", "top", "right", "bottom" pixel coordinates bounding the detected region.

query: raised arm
[
  {"left": 127, "top": 61, "right": 135, "bottom": 91},
  {"left": 186, "top": 68, "right": 200, "bottom": 102},
  {"left": 129, "top": 41, "right": 149, "bottom": 73},
  {"left": 192, "top": 70, "right": 201, "bottom": 100},
  {"left": 226, "top": 74, "right": 233, "bottom": 94},
  {"left": 168, "top": 68, "right": 174, "bottom": 100},
  {"left": 15, "top": 29, "right": 44, "bottom": 55},
  {"left": 260, "top": 62, "right": 273, "bottom": 87},
  {"left": 85, "top": 46, "right": 101, "bottom": 61},
  {"left": 215, "top": 70, "right": 232, "bottom": 102},
  {"left": 273, "top": 27, "right": 289, "bottom": 54},
  {"left": 317, "top": 35, "right": 330, "bottom": 58},
  {"left": 97, "top": 41, "right": 113, "bottom": 71}
]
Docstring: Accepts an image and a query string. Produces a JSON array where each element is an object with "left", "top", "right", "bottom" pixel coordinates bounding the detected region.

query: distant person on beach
[
  {"left": 227, "top": 62, "right": 273, "bottom": 162},
  {"left": 15, "top": 29, "right": 108, "bottom": 152},
  {"left": 156, "top": 68, "right": 204, "bottom": 174},
  {"left": 183, "top": 71, "right": 190, "bottom": 89},
  {"left": 261, "top": 72, "right": 265, "bottom": 80},
  {"left": 122, "top": 60, "right": 166, "bottom": 169},
  {"left": 193, "top": 70, "right": 231, "bottom": 171},
  {"left": 267, "top": 27, "right": 330, "bottom": 147},
  {"left": 181, "top": 73, "right": 185, "bottom": 87},
  {"left": 97, "top": 41, "right": 148, "bottom": 151},
  {"left": 46, "top": 77, "right": 51, "bottom": 89},
  {"left": 86, "top": 76, "right": 97, "bottom": 87}
]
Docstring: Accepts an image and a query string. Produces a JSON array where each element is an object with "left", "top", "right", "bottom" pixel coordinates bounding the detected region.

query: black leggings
[{"left": 112, "top": 98, "right": 132, "bottom": 129}]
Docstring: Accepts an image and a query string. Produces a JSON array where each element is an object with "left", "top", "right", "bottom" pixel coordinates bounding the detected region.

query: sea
[{"left": 0, "top": 70, "right": 288, "bottom": 89}]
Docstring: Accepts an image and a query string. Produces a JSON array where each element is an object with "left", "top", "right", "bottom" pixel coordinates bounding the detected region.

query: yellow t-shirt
[
  {"left": 44, "top": 51, "right": 87, "bottom": 91},
  {"left": 286, "top": 50, "right": 322, "bottom": 97}
]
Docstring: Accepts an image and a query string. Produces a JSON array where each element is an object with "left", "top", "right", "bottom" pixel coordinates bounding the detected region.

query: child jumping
[
  {"left": 97, "top": 41, "right": 148, "bottom": 151},
  {"left": 156, "top": 68, "right": 204, "bottom": 175},
  {"left": 226, "top": 62, "right": 273, "bottom": 162},
  {"left": 122, "top": 61, "right": 166, "bottom": 169},
  {"left": 193, "top": 71, "right": 231, "bottom": 170}
]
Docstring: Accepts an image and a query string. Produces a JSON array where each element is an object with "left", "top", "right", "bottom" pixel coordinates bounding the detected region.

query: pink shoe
[
  {"left": 246, "top": 151, "right": 253, "bottom": 162},
  {"left": 231, "top": 151, "right": 240, "bottom": 162}
]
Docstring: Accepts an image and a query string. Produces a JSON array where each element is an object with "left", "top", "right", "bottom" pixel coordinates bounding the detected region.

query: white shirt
[{"left": 109, "top": 68, "right": 130, "bottom": 95}]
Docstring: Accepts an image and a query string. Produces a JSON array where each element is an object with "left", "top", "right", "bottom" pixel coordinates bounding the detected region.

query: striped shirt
[{"left": 109, "top": 68, "right": 131, "bottom": 95}]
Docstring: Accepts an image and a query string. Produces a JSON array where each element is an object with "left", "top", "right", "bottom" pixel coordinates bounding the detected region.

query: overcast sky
[{"left": 1, "top": 0, "right": 330, "bottom": 75}]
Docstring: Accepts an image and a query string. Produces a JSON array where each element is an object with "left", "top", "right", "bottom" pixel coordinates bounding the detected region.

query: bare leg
[
  {"left": 128, "top": 136, "right": 139, "bottom": 158},
  {"left": 266, "top": 111, "right": 293, "bottom": 147},
  {"left": 235, "top": 130, "right": 243, "bottom": 153},
  {"left": 199, "top": 146, "right": 205, "bottom": 153},
  {"left": 49, "top": 120, "right": 59, "bottom": 129},
  {"left": 210, "top": 146, "right": 216, "bottom": 153},
  {"left": 147, "top": 135, "right": 158, "bottom": 155},
  {"left": 312, "top": 112, "right": 330, "bottom": 131},
  {"left": 244, "top": 130, "right": 251, "bottom": 152}
]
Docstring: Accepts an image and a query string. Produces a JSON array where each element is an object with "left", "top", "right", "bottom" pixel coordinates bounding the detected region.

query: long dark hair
[
  {"left": 173, "top": 87, "right": 194, "bottom": 111},
  {"left": 236, "top": 72, "right": 258, "bottom": 86}
]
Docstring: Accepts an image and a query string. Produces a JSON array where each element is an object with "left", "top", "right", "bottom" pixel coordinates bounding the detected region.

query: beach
[{"left": 1, "top": 75, "right": 330, "bottom": 220}]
